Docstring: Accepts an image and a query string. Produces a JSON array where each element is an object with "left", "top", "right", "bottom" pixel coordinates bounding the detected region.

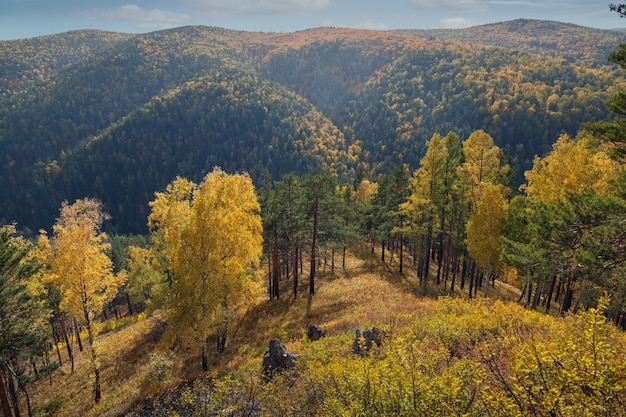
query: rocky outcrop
[
  {"left": 261, "top": 338, "right": 299, "bottom": 379},
  {"left": 306, "top": 324, "right": 325, "bottom": 341},
  {"left": 351, "top": 327, "right": 382, "bottom": 356}
]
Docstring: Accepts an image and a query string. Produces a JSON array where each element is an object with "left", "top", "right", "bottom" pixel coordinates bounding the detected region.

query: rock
[
  {"left": 306, "top": 324, "right": 325, "bottom": 341},
  {"left": 261, "top": 338, "right": 299, "bottom": 379},
  {"left": 351, "top": 327, "right": 382, "bottom": 356}
]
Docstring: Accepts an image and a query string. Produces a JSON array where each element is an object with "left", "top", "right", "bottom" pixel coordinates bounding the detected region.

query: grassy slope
[{"left": 23, "top": 245, "right": 519, "bottom": 416}]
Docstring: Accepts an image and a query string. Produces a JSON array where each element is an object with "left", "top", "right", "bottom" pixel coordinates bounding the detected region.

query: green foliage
[
  {"left": 41, "top": 397, "right": 65, "bottom": 415},
  {"left": 0, "top": 223, "right": 50, "bottom": 361},
  {"left": 339, "top": 42, "right": 622, "bottom": 180},
  {"left": 0, "top": 24, "right": 623, "bottom": 234},
  {"left": 38, "top": 361, "right": 61, "bottom": 376}
]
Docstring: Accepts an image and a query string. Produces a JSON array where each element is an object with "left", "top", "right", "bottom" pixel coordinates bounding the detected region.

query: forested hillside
[
  {"left": 1, "top": 21, "right": 625, "bottom": 234},
  {"left": 396, "top": 19, "right": 626, "bottom": 65},
  {"left": 0, "top": 30, "right": 131, "bottom": 107},
  {"left": 1, "top": 18, "right": 626, "bottom": 417}
]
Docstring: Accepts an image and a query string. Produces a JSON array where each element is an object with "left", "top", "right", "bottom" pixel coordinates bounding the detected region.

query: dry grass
[
  {"left": 21, "top": 245, "right": 521, "bottom": 416},
  {"left": 26, "top": 315, "right": 167, "bottom": 417}
]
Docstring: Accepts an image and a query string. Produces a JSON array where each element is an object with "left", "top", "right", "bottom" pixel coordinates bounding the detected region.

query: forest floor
[{"left": 21, "top": 244, "right": 520, "bottom": 417}]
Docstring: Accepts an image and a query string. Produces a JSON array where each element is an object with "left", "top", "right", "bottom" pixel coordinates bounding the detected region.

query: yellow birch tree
[
  {"left": 148, "top": 168, "right": 263, "bottom": 371},
  {"left": 458, "top": 130, "right": 509, "bottom": 297},
  {"left": 465, "top": 182, "right": 508, "bottom": 297},
  {"left": 522, "top": 133, "right": 616, "bottom": 205},
  {"left": 38, "top": 198, "right": 126, "bottom": 403}
]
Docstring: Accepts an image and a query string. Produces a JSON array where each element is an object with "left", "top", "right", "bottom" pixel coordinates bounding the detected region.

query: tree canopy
[{"left": 148, "top": 168, "right": 263, "bottom": 370}]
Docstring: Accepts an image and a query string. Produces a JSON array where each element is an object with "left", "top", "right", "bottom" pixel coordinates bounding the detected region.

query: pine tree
[{"left": 0, "top": 224, "right": 49, "bottom": 417}]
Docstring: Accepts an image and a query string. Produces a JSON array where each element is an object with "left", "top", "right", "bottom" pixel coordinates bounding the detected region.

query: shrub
[
  {"left": 145, "top": 351, "right": 174, "bottom": 386},
  {"left": 42, "top": 397, "right": 64, "bottom": 415}
]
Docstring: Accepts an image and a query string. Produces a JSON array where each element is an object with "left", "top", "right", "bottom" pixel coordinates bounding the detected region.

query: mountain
[
  {"left": 1, "top": 20, "right": 624, "bottom": 234},
  {"left": 395, "top": 19, "right": 626, "bottom": 65}
]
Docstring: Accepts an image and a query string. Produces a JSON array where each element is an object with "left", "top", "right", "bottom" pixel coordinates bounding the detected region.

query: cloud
[
  {"left": 440, "top": 17, "right": 474, "bottom": 28},
  {"left": 488, "top": 0, "right": 541, "bottom": 7},
  {"left": 411, "top": 0, "right": 488, "bottom": 13},
  {"left": 77, "top": 4, "right": 191, "bottom": 30},
  {"left": 177, "top": 0, "right": 331, "bottom": 16}
]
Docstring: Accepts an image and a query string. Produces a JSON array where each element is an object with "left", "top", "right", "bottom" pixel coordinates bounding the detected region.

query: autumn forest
[{"left": 1, "top": 18, "right": 626, "bottom": 417}]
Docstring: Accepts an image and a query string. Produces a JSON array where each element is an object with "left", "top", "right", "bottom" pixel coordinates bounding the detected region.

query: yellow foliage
[
  {"left": 148, "top": 167, "right": 263, "bottom": 355},
  {"left": 37, "top": 198, "right": 126, "bottom": 403},
  {"left": 457, "top": 129, "right": 509, "bottom": 207},
  {"left": 522, "top": 132, "right": 617, "bottom": 204},
  {"left": 38, "top": 198, "right": 125, "bottom": 320},
  {"left": 466, "top": 182, "right": 507, "bottom": 276},
  {"left": 255, "top": 297, "right": 626, "bottom": 416}
]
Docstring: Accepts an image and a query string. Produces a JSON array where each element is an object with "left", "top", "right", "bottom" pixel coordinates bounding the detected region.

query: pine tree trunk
[
  {"left": 6, "top": 366, "right": 19, "bottom": 417},
  {"left": 554, "top": 276, "right": 563, "bottom": 302},
  {"left": 468, "top": 260, "right": 477, "bottom": 298},
  {"left": 399, "top": 234, "right": 403, "bottom": 274},
  {"left": 309, "top": 200, "right": 318, "bottom": 295},
  {"left": 573, "top": 279, "right": 585, "bottom": 314},
  {"left": 126, "top": 293, "right": 134, "bottom": 316},
  {"left": 423, "top": 225, "right": 433, "bottom": 283},
  {"left": 7, "top": 361, "right": 31, "bottom": 417},
  {"left": 524, "top": 268, "right": 532, "bottom": 308},
  {"left": 292, "top": 237, "right": 298, "bottom": 298},
  {"left": 545, "top": 275, "right": 557, "bottom": 314},
  {"left": 474, "top": 272, "right": 484, "bottom": 298},
  {"left": 436, "top": 232, "right": 444, "bottom": 285},
  {"left": 460, "top": 253, "right": 468, "bottom": 290},
  {"left": 14, "top": 366, "right": 32, "bottom": 417},
  {"left": 532, "top": 279, "right": 543, "bottom": 310},
  {"left": 449, "top": 256, "right": 458, "bottom": 294},
  {"left": 0, "top": 362, "right": 14, "bottom": 417},
  {"left": 561, "top": 277, "right": 573, "bottom": 314},
  {"left": 272, "top": 228, "right": 280, "bottom": 300},
  {"left": 29, "top": 359, "right": 37, "bottom": 382}
]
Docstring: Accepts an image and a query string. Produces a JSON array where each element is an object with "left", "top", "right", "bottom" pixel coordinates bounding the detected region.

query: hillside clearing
[{"left": 20, "top": 244, "right": 520, "bottom": 417}]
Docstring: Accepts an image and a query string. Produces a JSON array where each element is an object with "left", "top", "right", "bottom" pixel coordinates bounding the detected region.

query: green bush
[{"left": 42, "top": 397, "right": 64, "bottom": 415}]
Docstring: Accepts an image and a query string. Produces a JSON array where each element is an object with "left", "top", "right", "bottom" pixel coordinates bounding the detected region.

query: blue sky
[{"left": 0, "top": 0, "right": 622, "bottom": 40}]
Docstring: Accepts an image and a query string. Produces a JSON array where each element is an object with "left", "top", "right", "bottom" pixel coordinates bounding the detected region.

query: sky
[{"left": 0, "top": 0, "right": 623, "bottom": 41}]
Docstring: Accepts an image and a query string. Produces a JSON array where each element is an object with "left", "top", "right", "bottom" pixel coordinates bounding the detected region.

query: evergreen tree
[
  {"left": 300, "top": 172, "right": 342, "bottom": 294},
  {"left": 0, "top": 224, "right": 50, "bottom": 417}
]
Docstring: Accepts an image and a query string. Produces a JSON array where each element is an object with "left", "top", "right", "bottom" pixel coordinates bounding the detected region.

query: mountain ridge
[{"left": 1, "top": 19, "right": 624, "bottom": 234}]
